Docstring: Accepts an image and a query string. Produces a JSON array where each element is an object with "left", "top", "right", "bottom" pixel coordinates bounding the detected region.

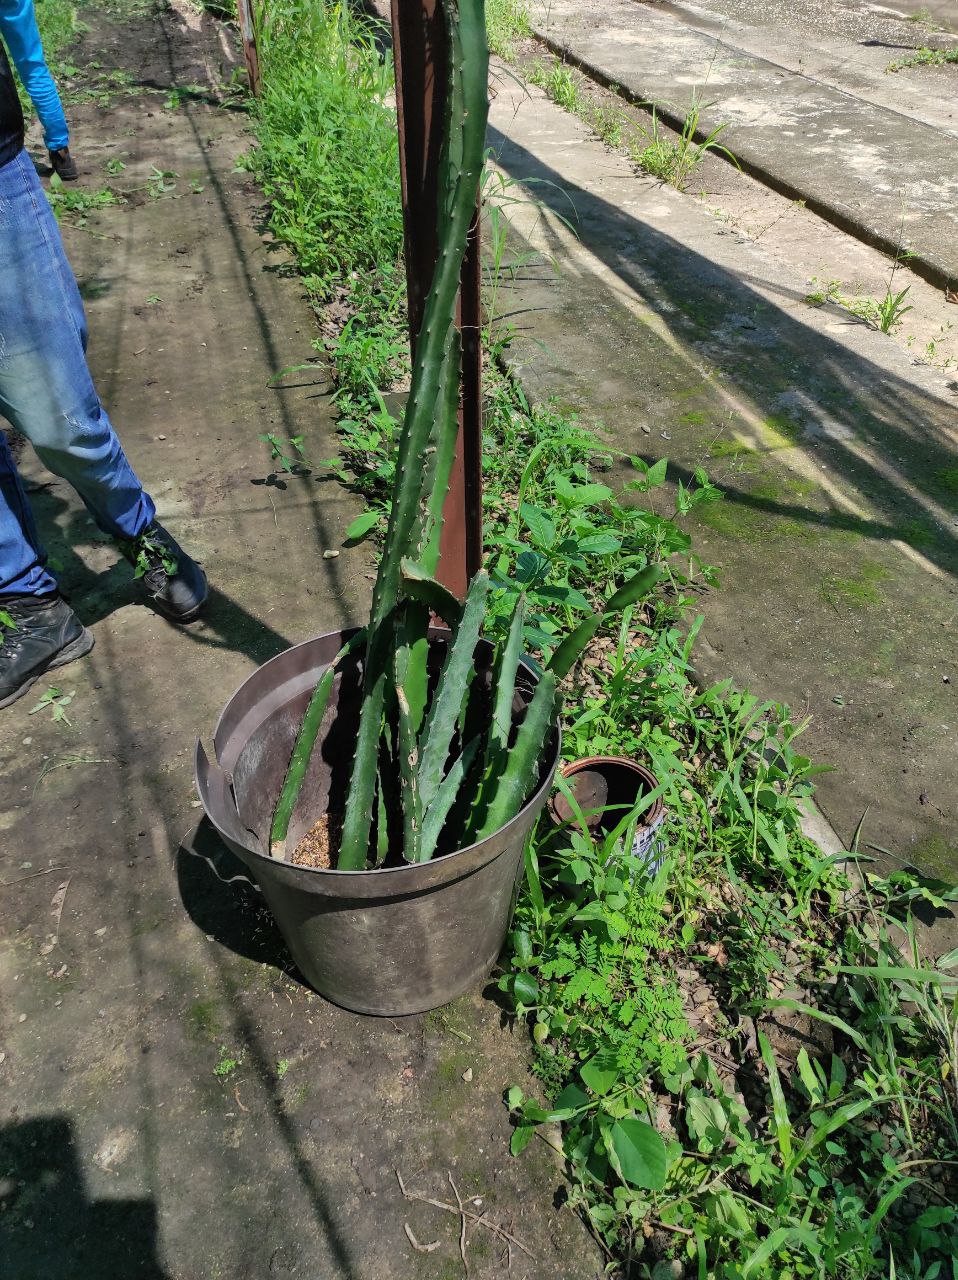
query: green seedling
[
  {"left": 28, "top": 687, "right": 75, "bottom": 725},
  {"left": 259, "top": 431, "right": 310, "bottom": 474},
  {"left": 630, "top": 95, "right": 738, "bottom": 191},
  {"left": 213, "top": 1046, "right": 241, "bottom": 1079}
]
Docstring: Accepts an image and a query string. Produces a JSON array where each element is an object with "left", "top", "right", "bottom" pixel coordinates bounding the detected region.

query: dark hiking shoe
[
  {"left": 119, "top": 521, "right": 208, "bottom": 623},
  {"left": 48, "top": 147, "right": 78, "bottom": 181},
  {"left": 0, "top": 593, "right": 94, "bottom": 710}
]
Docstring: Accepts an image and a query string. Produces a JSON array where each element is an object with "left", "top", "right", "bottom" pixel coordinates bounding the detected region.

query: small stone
[
  {"left": 323, "top": 549, "right": 340, "bottom": 559},
  {"left": 692, "top": 986, "right": 711, "bottom": 1006},
  {"left": 95, "top": 927, "right": 107, "bottom": 937},
  {"left": 157, "top": 434, "right": 167, "bottom": 441},
  {"left": 462, "top": 1068, "right": 473, "bottom": 1083},
  {"left": 641, "top": 424, "right": 651, "bottom": 434},
  {"left": 18, "top": 1013, "right": 27, "bottom": 1023},
  {"left": 22, "top": 737, "right": 31, "bottom": 745}
]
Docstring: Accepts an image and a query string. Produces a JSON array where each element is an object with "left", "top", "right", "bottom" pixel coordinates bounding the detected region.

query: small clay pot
[{"left": 549, "top": 755, "right": 666, "bottom": 874}]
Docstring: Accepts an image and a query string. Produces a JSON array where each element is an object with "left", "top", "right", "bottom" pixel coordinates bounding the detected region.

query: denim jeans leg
[
  {"left": 0, "top": 151, "right": 156, "bottom": 583},
  {"left": 0, "top": 427, "right": 58, "bottom": 595}
]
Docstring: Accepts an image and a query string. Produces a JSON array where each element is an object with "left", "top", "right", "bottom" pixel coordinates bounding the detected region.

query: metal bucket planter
[
  {"left": 550, "top": 756, "right": 666, "bottom": 877},
  {"left": 195, "top": 629, "right": 558, "bottom": 1016}
]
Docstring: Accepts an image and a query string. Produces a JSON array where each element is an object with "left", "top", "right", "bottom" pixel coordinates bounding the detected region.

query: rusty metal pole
[
  {"left": 237, "top": 0, "right": 262, "bottom": 98},
  {"left": 390, "top": 0, "right": 483, "bottom": 601}
]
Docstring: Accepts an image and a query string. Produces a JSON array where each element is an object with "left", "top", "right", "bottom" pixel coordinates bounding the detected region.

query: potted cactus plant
[{"left": 195, "top": 0, "right": 659, "bottom": 1015}]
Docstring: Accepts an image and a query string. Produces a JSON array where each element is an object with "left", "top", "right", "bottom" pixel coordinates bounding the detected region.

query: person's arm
[{"left": 0, "top": 0, "right": 68, "bottom": 150}]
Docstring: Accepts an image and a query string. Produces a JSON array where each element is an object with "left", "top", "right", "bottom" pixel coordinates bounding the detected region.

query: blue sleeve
[{"left": 0, "top": 0, "right": 69, "bottom": 149}]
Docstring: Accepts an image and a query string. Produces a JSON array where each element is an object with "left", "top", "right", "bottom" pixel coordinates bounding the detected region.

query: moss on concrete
[{"left": 820, "top": 561, "right": 888, "bottom": 608}]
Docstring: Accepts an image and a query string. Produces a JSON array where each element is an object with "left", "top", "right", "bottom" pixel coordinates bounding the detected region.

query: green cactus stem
[
  {"left": 336, "top": 0, "right": 489, "bottom": 869},
  {"left": 269, "top": 628, "right": 367, "bottom": 859}
]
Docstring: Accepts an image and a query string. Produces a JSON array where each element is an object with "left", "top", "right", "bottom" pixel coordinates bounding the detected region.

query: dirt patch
[{"left": 291, "top": 814, "right": 341, "bottom": 869}]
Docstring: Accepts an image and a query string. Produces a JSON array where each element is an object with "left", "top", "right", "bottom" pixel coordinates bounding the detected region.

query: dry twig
[
  {"left": 395, "top": 1168, "right": 535, "bottom": 1270},
  {"left": 404, "top": 1223, "right": 441, "bottom": 1253},
  {"left": 448, "top": 1172, "right": 468, "bottom": 1275}
]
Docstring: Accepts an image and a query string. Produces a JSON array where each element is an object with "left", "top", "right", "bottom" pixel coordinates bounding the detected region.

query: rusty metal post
[
  {"left": 237, "top": 0, "right": 262, "bottom": 98},
  {"left": 390, "top": 0, "right": 483, "bottom": 601}
]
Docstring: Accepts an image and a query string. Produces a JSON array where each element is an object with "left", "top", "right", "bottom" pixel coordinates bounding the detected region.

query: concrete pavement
[{"left": 526, "top": 0, "right": 958, "bottom": 290}]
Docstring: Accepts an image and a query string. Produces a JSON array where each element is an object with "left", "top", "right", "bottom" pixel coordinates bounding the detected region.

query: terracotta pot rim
[{"left": 552, "top": 754, "right": 665, "bottom": 831}]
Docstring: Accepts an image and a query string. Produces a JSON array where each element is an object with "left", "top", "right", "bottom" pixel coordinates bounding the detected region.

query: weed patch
[
  {"left": 485, "top": 0, "right": 530, "bottom": 59},
  {"left": 887, "top": 45, "right": 958, "bottom": 72},
  {"left": 246, "top": 0, "right": 402, "bottom": 297}
]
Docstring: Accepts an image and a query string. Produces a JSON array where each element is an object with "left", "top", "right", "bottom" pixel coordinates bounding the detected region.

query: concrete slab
[
  {"left": 0, "top": 7, "right": 601, "bottom": 1279},
  {"left": 486, "top": 71, "right": 958, "bottom": 874},
  {"left": 650, "top": 0, "right": 958, "bottom": 133},
  {"left": 526, "top": 0, "right": 958, "bottom": 289}
]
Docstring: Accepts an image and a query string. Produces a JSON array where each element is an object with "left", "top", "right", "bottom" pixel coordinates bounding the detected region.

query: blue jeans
[{"left": 0, "top": 149, "right": 155, "bottom": 596}]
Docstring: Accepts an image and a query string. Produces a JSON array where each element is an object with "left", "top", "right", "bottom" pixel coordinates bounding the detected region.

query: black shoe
[
  {"left": 0, "top": 593, "right": 94, "bottom": 709},
  {"left": 48, "top": 147, "right": 78, "bottom": 181},
  {"left": 119, "top": 521, "right": 208, "bottom": 623}
]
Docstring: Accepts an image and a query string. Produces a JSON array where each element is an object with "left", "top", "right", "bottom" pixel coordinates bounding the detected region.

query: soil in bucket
[{"left": 291, "top": 813, "right": 343, "bottom": 869}]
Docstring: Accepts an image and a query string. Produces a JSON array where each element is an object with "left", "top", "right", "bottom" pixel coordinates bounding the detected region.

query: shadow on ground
[{"left": 0, "top": 1118, "right": 169, "bottom": 1280}]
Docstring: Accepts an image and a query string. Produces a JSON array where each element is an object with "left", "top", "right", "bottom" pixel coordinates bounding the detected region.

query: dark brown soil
[{"left": 291, "top": 814, "right": 342, "bottom": 869}]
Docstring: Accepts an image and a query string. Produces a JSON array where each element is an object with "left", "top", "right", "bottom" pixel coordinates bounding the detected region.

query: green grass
[
  {"left": 804, "top": 276, "right": 913, "bottom": 335},
  {"left": 245, "top": 0, "right": 402, "bottom": 297},
  {"left": 529, "top": 59, "right": 584, "bottom": 113},
  {"left": 628, "top": 97, "right": 738, "bottom": 191},
  {"left": 485, "top": 0, "right": 531, "bottom": 58}
]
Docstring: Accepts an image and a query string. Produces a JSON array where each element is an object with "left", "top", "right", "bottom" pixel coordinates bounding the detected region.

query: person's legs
[
  {"left": 0, "top": 427, "right": 57, "bottom": 596},
  {"left": 0, "top": 150, "right": 157, "bottom": 543},
  {"left": 0, "top": 149, "right": 207, "bottom": 662}
]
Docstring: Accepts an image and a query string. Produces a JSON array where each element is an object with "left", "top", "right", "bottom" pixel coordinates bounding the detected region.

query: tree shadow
[
  {"left": 0, "top": 1117, "right": 170, "bottom": 1280},
  {"left": 487, "top": 125, "right": 958, "bottom": 581}
]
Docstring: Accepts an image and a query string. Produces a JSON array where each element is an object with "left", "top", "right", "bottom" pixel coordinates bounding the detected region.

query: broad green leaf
[
  {"left": 577, "top": 532, "right": 621, "bottom": 556},
  {"left": 512, "top": 929, "right": 532, "bottom": 963},
  {"left": 505, "top": 1085, "right": 524, "bottom": 1110},
  {"left": 515, "top": 549, "right": 549, "bottom": 584},
  {"left": 510, "top": 1125, "right": 534, "bottom": 1156},
  {"left": 520, "top": 503, "right": 557, "bottom": 549},
  {"left": 512, "top": 972, "right": 539, "bottom": 1006},
  {"left": 609, "top": 1118, "right": 668, "bottom": 1190},
  {"left": 581, "top": 1057, "right": 619, "bottom": 1096},
  {"left": 646, "top": 458, "right": 668, "bottom": 486},
  {"left": 343, "top": 509, "right": 381, "bottom": 541},
  {"left": 553, "top": 1083, "right": 590, "bottom": 1113},
  {"left": 685, "top": 1088, "right": 731, "bottom": 1153}
]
